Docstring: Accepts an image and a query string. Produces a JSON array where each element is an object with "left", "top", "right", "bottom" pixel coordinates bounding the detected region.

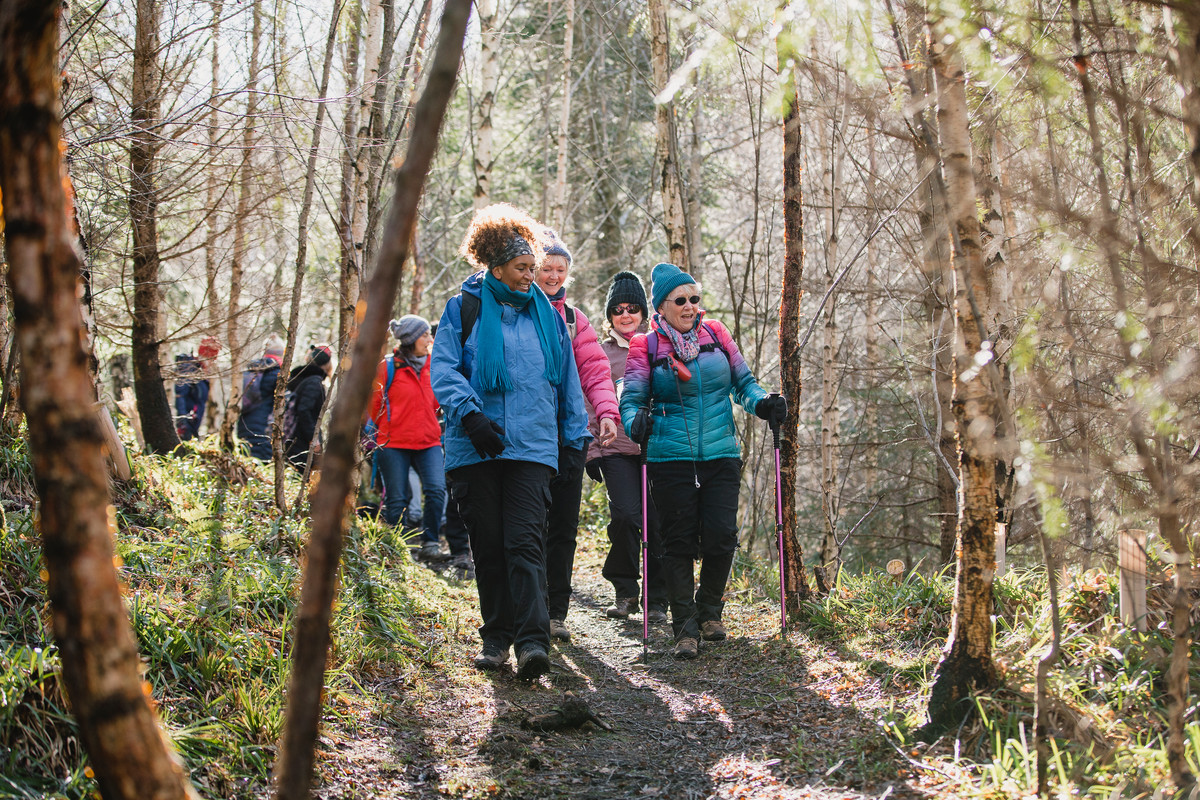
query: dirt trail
[{"left": 315, "top": 534, "right": 929, "bottom": 799}]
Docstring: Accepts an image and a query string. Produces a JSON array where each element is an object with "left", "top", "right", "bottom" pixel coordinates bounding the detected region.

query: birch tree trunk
[
  {"left": 337, "top": 1, "right": 363, "bottom": 357},
  {"left": 219, "top": 0, "right": 262, "bottom": 449},
  {"left": 817, "top": 99, "right": 844, "bottom": 578},
  {"left": 270, "top": 2, "right": 472, "bottom": 796},
  {"left": 129, "top": 0, "right": 179, "bottom": 454},
  {"left": 649, "top": 0, "right": 690, "bottom": 268},
  {"left": 776, "top": 15, "right": 810, "bottom": 614},
  {"left": 550, "top": 0, "right": 574, "bottom": 231},
  {"left": 0, "top": 3, "right": 198, "bottom": 795},
  {"left": 203, "top": 0, "right": 225, "bottom": 436},
  {"left": 473, "top": 0, "right": 497, "bottom": 209},
  {"left": 886, "top": 0, "right": 958, "bottom": 563},
  {"left": 360, "top": 0, "right": 398, "bottom": 272},
  {"left": 270, "top": 0, "right": 344, "bottom": 509},
  {"left": 924, "top": 23, "right": 999, "bottom": 731}
]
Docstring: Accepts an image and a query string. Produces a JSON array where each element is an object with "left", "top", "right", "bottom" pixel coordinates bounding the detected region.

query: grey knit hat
[{"left": 390, "top": 315, "right": 431, "bottom": 348}]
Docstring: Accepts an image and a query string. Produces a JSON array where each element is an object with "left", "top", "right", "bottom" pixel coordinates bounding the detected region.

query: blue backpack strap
[{"left": 382, "top": 355, "right": 396, "bottom": 421}]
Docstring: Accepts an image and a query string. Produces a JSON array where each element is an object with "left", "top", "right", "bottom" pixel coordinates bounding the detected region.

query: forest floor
[{"left": 309, "top": 531, "right": 939, "bottom": 800}]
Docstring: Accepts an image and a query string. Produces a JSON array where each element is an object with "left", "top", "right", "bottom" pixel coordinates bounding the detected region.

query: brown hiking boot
[
  {"left": 700, "top": 620, "right": 727, "bottom": 641},
  {"left": 673, "top": 637, "right": 699, "bottom": 660},
  {"left": 549, "top": 618, "right": 572, "bottom": 642},
  {"left": 472, "top": 643, "right": 510, "bottom": 671},
  {"left": 606, "top": 597, "right": 638, "bottom": 619}
]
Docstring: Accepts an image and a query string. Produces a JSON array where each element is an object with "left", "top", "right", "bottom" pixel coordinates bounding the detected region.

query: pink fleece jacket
[{"left": 549, "top": 296, "right": 620, "bottom": 424}]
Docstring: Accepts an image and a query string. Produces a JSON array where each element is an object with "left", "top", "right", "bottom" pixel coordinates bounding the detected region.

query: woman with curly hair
[{"left": 430, "top": 203, "right": 591, "bottom": 680}]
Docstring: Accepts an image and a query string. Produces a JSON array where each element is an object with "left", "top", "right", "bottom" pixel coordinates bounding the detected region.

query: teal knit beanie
[{"left": 650, "top": 262, "right": 696, "bottom": 311}]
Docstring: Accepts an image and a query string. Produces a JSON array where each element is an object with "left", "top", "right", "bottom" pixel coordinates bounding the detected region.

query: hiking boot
[
  {"left": 417, "top": 542, "right": 447, "bottom": 562},
  {"left": 606, "top": 597, "right": 638, "bottom": 619},
  {"left": 549, "top": 618, "right": 572, "bottom": 642},
  {"left": 647, "top": 606, "right": 668, "bottom": 624},
  {"left": 451, "top": 553, "right": 475, "bottom": 580},
  {"left": 700, "top": 620, "right": 727, "bottom": 641},
  {"left": 517, "top": 646, "right": 550, "bottom": 680},
  {"left": 673, "top": 637, "right": 699, "bottom": 660},
  {"left": 473, "top": 643, "right": 509, "bottom": 671}
]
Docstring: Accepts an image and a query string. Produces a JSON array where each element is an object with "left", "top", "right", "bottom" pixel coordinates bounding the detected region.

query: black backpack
[{"left": 458, "top": 292, "right": 576, "bottom": 346}]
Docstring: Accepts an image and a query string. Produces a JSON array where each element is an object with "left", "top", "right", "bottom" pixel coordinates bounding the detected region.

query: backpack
[
  {"left": 281, "top": 388, "right": 300, "bottom": 444},
  {"left": 458, "top": 292, "right": 577, "bottom": 343},
  {"left": 241, "top": 365, "right": 266, "bottom": 412},
  {"left": 363, "top": 356, "right": 401, "bottom": 451}
]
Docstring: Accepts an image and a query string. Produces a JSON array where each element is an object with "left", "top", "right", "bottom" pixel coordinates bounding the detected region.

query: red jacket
[{"left": 368, "top": 355, "right": 441, "bottom": 450}]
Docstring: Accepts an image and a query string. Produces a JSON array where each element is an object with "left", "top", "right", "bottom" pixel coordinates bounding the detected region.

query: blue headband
[{"left": 488, "top": 233, "right": 535, "bottom": 269}]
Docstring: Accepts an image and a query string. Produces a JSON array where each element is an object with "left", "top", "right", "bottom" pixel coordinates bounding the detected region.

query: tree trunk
[
  {"left": 0, "top": 3, "right": 198, "bottom": 796},
  {"left": 336, "top": 0, "right": 363, "bottom": 357},
  {"left": 886, "top": 0, "right": 958, "bottom": 563},
  {"left": 550, "top": 0, "right": 574, "bottom": 231},
  {"left": 817, "top": 97, "right": 844, "bottom": 575},
  {"left": 472, "top": 0, "right": 497, "bottom": 209},
  {"left": 220, "top": 0, "right": 262, "bottom": 450},
  {"left": 649, "top": 0, "right": 690, "bottom": 268},
  {"left": 360, "top": 0, "right": 398, "bottom": 272},
  {"left": 776, "top": 12, "right": 810, "bottom": 613},
  {"left": 129, "top": 0, "right": 179, "bottom": 454},
  {"left": 924, "top": 22, "right": 999, "bottom": 732},
  {"left": 271, "top": 0, "right": 344, "bottom": 509},
  {"left": 270, "top": 2, "right": 471, "bottom": 796},
  {"left": 203, "top": 0, "right": 225, "bottom": 436},
  {"left": 863, "top": 123, "right": 880, "bottom": 497},
  {"left": 1033, "top": 505, "right": 1063, "bottom": 797}
]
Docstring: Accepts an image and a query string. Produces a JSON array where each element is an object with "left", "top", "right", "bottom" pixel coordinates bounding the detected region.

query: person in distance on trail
[
  {"left": 619, "top": 263, "right": 787, "bottom": 660},
  {"left": 585, "top": 271, "right": 668, "bottom": 625},
  {"left": 173, "top": 352, "right": 210, "bottom": 442},
  {"left": 237, "top": 334, "right": 285, "bottom": 461},
  {"left": 368, "top": 315, "right": 452, "bottom": 567},
  {"left": 534, "top": 228, "right": 620, "bottom": 643},
  {"left": 284, "top": 343, "right": 333, "bottom": 471},
  {"left": 430, "top": 203, "right": 591, "bottom": 681}
]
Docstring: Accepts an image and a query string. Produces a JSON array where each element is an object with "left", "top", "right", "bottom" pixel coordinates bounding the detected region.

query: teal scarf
[{"left": 476, "top": 273, "right": 565, "bottom": 392}]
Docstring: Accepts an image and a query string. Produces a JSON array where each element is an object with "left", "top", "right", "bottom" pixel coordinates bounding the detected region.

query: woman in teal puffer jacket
[{"left": 619, "top": 262, "right": 787, "bottom": 659}]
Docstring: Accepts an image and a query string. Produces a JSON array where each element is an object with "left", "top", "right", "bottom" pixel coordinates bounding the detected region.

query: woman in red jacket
[{"left": 369, "top": 315, "right": 446, "bottom": 561}]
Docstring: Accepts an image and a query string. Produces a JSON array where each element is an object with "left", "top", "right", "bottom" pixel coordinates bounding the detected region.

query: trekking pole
[
  {"left": 641, "top": 440, "right": 650, "bottom": 660},
  {"left": 769, "top": 393, "right": 786, "bottom": 636}
]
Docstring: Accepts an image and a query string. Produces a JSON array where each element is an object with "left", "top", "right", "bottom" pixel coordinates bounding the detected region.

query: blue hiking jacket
[{"left": 431, "top": 270, "right": 592, "bottom": 472}]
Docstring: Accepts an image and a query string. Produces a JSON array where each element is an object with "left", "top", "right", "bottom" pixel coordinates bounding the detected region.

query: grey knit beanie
[{"left": 390, "top": 315, "right": 431, "bottom": 348}]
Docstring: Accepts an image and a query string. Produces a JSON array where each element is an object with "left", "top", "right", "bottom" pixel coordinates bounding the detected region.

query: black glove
[
  {"left": 756, "top": 393, "right": 787, "bottom": 429},
  {"left": 462, "top": 411, "right": 505, "bottom": 459},
  {"left": 557, "top": 445, "right": 586, "bottom": 481},
  {"left": 629, "top": 407, "right": 653, "bottom": 448},
  {"left": 585, "top": 459, "right": 603, "bottom": 483}
]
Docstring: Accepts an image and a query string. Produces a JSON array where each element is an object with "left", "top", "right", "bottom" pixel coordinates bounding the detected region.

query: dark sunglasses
[
  {"left": 672, "top": 295, "right": 701, "bottom": 307},
  {"left": 610, "top": 304, "right": 642, "bottom": 316}
]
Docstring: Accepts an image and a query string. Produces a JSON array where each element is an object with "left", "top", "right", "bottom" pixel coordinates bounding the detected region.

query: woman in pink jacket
[{"left": 537, "top": 229, "right": 618, "bottom": 642}]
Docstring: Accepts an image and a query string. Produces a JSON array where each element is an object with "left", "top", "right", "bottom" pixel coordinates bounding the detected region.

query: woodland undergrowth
[{"left": 0, "top": 424, "right": 1196, "bottom": 798}]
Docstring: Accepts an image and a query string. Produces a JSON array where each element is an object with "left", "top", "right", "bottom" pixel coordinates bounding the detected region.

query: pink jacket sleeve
[{"left": 570, "top": 308, "right": 620, "bottom": 422}]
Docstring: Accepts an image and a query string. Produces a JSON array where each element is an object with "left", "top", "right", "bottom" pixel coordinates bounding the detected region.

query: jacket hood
[
  {"left": 287, "top": 362, "right": 326, "bottom": 390},
  {"left": 460, "top": 269, "right": 485, "bottom": 298}
]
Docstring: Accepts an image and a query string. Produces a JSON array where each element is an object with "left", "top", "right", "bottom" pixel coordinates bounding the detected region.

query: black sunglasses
[
  {"left": 672, "top": 295, "right": 701, "bottom": 307},
  {"left": 610, "top": 304, "right": 642, "bottom": 316}
]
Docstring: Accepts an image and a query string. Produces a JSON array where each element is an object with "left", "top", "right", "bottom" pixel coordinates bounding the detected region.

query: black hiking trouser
[
  {"left": 597, "top": 454, "right": 667, "bottom": 610},
  {"left": 450, "top": 460, "right": 554, "bottom": 657},
  {"left": 545, "top": 446, "right": 586, "bottom": 621},
  {"left": 442, "top": 472, "right": 472, "bottom": 558},
  {"left": 648, "top": 458, "right": 740, "bottom": 641}
]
